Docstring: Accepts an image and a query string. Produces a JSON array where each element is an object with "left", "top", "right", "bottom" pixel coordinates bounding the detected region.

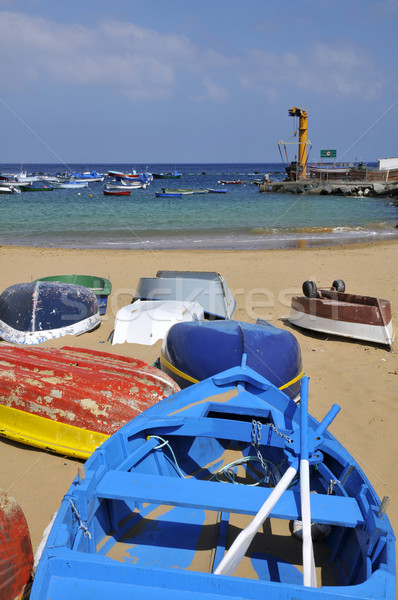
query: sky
[{"left": 0, "top": 0, "right": 398, "bottom": 164}]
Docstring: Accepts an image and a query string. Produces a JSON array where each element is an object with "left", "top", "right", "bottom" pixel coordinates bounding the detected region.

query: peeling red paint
[
  {"left": 0, "top": 346, "right": 180, "bottom": 436},
  {"left": 0, "top": 490, "right": 33, "bottom": 600}
]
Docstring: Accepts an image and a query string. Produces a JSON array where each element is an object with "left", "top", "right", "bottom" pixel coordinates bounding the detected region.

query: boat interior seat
[{"left": 95, "top": 470, "right": 365, "bottom": 528}]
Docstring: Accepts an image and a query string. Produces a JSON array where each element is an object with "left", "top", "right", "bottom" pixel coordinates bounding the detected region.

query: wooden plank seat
[{"left": 95, "top": 471, "right": 364, "bottom": 528}]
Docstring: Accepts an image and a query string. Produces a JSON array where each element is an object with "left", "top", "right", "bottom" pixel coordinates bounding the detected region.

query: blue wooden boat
[
  {"left": 0, "top": 281, "right": 100, "bottom": 344},
  {"left": 30, "top": 363, "right": 395, "bottom": 599},
  {"left": 160, "top": 319, "right": 303, "bottom": 399},
  {"left": 153, "top": 169, "right": 182, "bottom": 179}
]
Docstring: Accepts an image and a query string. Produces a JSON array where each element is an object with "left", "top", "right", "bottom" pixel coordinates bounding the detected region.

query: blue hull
[
  {"left": 31, "top": 364, "right": 395, "bottom": 599},
  {"left": 0, "top": 281, "right": 100, "bottom": 344},
  {"left": 161, "top": 319, "right": 303, "bottom": 399}
]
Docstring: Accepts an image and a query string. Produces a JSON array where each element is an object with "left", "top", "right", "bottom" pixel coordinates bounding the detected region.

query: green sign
[{"left": 320, "top": 149, "right": 337, "bottom": 158}]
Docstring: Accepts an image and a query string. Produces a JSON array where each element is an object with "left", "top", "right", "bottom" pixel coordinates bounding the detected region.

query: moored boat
[
  {"left": 162, "top": 188, "right": 209, "bottom": 194},
  {"left": 0, "top": 345, "right": 179, "bottom": 459},
  {"left": 0, "top": 281, "right": 100, "bottom": 345},
  {"left": 218, "top": 179, "right": 246, "bottom": 184},
  {"left": 103, "top": 189, "right": 131, "bottom": 196},
  {"left": 152, "top": 169, "right": 182, "bottom": 179},
  {"left": 289, "top": 280, "right": 394, "bottom": 348},
  {"left": 29, "top": 363, "right": 396, "bottom": 598},
  {"left": 34, "top": 274, "right": 112, "bottom": 315},
  {"left": 160, "top": 319, "right": 303, "bottom": 399},
  {"left": 155, "top": 191, "right": 193, "bottom": 197},
  {"left": 19, "top": 184, "right": 53, "bottom": 191},
  {"left": 70, "top": 171, "right": 104, "bottom": 182},
  {"left": 349, "top": 158, "right": 398, "bottom": 182},
  {"left": 52, "top": 180, "right": 88, "bottom": 189}
]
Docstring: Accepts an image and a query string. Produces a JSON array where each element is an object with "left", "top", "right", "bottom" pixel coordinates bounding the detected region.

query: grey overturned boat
[
  {"left": 0, "top": 281, "right": 100, "bottom": 345},
  {"left": 134, "top": 270, "right": 236, "bottom": 319},
  {"left": 289, "top": 280, "right": 394, "bottom": 348}
]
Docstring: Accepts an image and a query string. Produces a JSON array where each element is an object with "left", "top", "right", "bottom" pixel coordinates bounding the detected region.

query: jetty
[{"left": 259, "top": 179, "right": 398, "bottom": 200}]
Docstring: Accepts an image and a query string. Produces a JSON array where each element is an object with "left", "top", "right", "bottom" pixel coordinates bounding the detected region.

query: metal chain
[{"left": 252, "top": 419, "right": 293, "bottom": 444}]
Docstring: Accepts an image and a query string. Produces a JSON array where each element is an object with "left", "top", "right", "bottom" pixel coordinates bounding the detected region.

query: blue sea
[{"left": 1, "top": 162, "right": 397, "bottom": 250}]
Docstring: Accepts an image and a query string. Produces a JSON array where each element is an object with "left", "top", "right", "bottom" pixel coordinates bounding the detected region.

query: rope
[
  {"left": 147, "top": 435, "right": 187, "bottom": 479},
  {"left": 69, "top": 498, "right": 92, "bottom": 539}
]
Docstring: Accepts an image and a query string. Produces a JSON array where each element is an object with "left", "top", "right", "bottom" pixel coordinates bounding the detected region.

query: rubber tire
[
  {"left": 332, "top": 279, "right": 345, "bottom": 292},
  {"left": 302, "top": 280, "right": 317, "bottom": 298}
]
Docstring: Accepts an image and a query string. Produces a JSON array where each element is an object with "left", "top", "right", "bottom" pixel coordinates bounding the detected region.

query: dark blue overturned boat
[
  {"left": 30, "top": 363, "right": 395, "bottom": 599},
  {"left": 0, "top": 281, "right": 100, "bottom": 345},
  {"left": 160, "top": 319, "right": 303, "bottom": 399}
]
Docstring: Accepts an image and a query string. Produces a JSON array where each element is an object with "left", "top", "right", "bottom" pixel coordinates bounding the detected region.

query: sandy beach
[{"left": 1, "top": 241, "right": 397, "bottom": 573}]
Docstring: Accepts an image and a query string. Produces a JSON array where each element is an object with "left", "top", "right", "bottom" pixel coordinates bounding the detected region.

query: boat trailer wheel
[
  {"left": 302, "top": 280, "right": 317, "bottom": 298},
  {"left": 332, "top": 279, "right": 346, "bottom": 292}
]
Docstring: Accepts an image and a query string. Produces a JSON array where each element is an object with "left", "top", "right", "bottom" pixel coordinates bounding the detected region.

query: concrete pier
[{"left": 259, "top": 179, "right": 398, "bottom": 202}]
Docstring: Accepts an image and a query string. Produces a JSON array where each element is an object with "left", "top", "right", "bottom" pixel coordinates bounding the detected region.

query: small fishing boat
[
  {"left": 103, "top": 189, "right": 131, "bottom": 196},
  {"left": 0, "top": 490, "right": 33, "bottom": 600},
  {"left": 0, "top": 281, "right": 100, "bottom": 345},
  {"left": 52, "top": 180, "right": 88, "bottom": 189},
  {"left": 218, "top": 179, "right": 246, "bottom": 184},
  {"left": 34, "top": 274, "right": 112, "bottom": 315},
  {"left": 207, "top": 188, "right": 228, "bottom": 193},
  {"left": 160, "top": 319, "right": 303, "bottom": 399},
  {"left": 112, "top": 299, "right": 204, "bottom": 346},
  {"left": 134, "top": 270, "right": 235, "bottom": 319},
  {"left": 107, "top": 169, "right": 141, "bottom": 180},
  {"left": 0, "top": 185, "right": 21, "bottom": 194},
  {"left": 289, "top": 280, "right": 394, "bottom": 348},
  {"left": 162, "top": 188, "right": 209, "bottom": 194},
  {"left": 107, "top": 170, "right": 152, "bottom": 183},
  {"left": 19, "top": 184, "right": 54, "bottom": 192},
  {"left": 0, "top": 345, "right": 179, "bottom": 459},
  {"left": 29, "top": 362, "right": 395, "bottom": 599},
  {"left": 155, "top": 191, "right": 193, "bottom": 197},
  {"left": 105, "top": 181, "right": 147, "bottom": 190},
  {"left": 152, "top": 169, "right": 182, "bottom": 179},
  {"left": 70, "top": 171, "right": 104, "bottom": 182}
]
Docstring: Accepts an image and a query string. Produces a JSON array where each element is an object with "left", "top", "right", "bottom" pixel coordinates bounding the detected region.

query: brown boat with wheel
[{"left": 289, "top": 279, "right": 394, "bottom": 348}]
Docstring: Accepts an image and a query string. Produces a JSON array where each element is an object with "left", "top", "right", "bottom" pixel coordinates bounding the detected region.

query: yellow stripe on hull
[
  {"left": 160, "top": 355, "right": 303, "bottom": 395},
  {"left": 0, "top": 404, "right": 109, "bottom": 460}
]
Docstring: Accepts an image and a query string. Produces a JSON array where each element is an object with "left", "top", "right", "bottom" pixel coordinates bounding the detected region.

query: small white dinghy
[
  {"left": 289, "top": 279, "right": 395, "bottom": 348},
  {"left": 112, "top": 299, "right": 204, "bottom": 345}
]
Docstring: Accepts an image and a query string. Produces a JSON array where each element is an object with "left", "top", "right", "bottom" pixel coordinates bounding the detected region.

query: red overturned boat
[
  {"left": 0, "top": 490, "right": 33, "bottom": 600},
  {"left": 0, "top": 345, "right": 180, "bottom": 459}
]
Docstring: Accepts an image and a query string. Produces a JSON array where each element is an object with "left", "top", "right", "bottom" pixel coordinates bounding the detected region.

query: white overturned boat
[
  {"left": 289, "top": 280, "right": 394, "bottom": 348},
  {"left": 112, "top": 299, "right": 204, "bottom": 345}
]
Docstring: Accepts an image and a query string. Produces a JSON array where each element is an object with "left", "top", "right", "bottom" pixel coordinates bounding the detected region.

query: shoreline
[
  {"left": 0, "top": 241, "right": 397, "bottom": 582},
  {"left": 1, "top": 225, "right": 398, "bottom": 251}
]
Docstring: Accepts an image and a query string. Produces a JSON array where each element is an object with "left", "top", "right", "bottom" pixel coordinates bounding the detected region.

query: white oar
[
  {"left": 214, "top": 391, "right": 341, "bottom": 579},
  {"left": 214, "top": 461, "right": 298, "bottom": 576},
  {"left": 300, "top": 376, "right": 317, "bottom": 587}
]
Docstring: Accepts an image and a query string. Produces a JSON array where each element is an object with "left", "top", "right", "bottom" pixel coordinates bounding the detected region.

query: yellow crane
[
  {"left": 278, "top": 107, "right": 311, "bottom": 180},
  {"left": 288, "top": 107, "right": 308, "bottom": 178}
]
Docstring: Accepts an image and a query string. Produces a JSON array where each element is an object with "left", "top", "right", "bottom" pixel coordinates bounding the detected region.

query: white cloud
[
  {"left": 0, "top": 11, "right": 385, "bottom": 104},
  {"left": 0, "top": 12, "right": 197, "bottom": 100},
  {"left": 237, "top": 43, "right": 382, "bottom": 101}
]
